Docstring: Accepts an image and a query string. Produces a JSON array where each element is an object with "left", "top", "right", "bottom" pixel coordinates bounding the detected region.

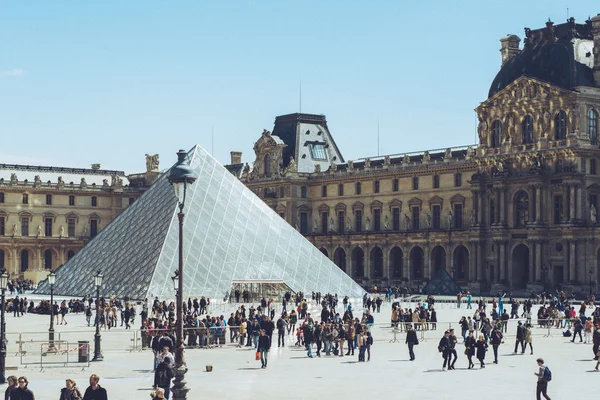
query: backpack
[
  {"left": 277, "top": 319, "right": 284, "bottom": 330},
  {"left": 542, "top": 365, "right": 552, "bottom": 381}
]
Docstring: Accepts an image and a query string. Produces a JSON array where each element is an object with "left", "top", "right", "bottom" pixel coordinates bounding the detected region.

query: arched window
[
  {"left": 491, "top": 120, "right": 502, "bottom": 147},
  {"left": 522, "top": 115, "right": 533, "bottom": 144},
  {"left": 589, "top": 109, "right": 598, "bottom": 145},
  {"left": 515, "top": 191, "right": 529, "bottom": 228},
  {"left": 44, "top": 249, "right": 53, "bottom": 269},
  {"left": 20, "top": 250, "right": 29, "bottom": 272},
  {"left": 264, "top": 154, "right": 271, "bottom": 176},
  {"left": 555, "top": 110, "right": 567, "bottom": 140}
]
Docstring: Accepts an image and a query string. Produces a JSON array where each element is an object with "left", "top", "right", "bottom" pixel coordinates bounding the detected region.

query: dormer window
[
  {"left": 555, "top": 111, "right": 567, "bottom": 140},
  {"left": 491, "top": 120, "right": 502, "bottom": 147},
  {"left": 310, "top": 144, "right": 327, "bottom": 160}
]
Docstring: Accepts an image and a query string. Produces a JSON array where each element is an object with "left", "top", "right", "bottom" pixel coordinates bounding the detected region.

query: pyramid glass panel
[{"left": 36, "top": 145, "right": 365, "bottom": 299}]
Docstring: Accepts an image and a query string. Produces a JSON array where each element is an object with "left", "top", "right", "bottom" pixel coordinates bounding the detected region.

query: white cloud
[{"left": 1, "top": 69, "right": 25, "bottom": 77}]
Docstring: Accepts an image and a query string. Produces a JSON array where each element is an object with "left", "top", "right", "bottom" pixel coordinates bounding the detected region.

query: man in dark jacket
[
  {"left": 12, "top": 376, "right": 35, "bottom": 400},
  {"left": 304, "top": 324, "right": 315, "bottom": 358},
  {"left": 276, "top": 316, "right": 286, "bottom": 347},
  {"left": 592, "top": 325, "right": 600, "bottom": 360},
  {"left": 154, "top": 356, "right": 175, "bottom": 399},
  {"left": 258, "top": 330, "right": 270, "bottom": 368},
  {"left": 439, "top": 330, "right": 451, "bottom": 371},
  {"left": 82, "top": 374, "right": 108, "bottom": 400},
  {"left": 491, "top": 326, "right": 503, "bottom": 364},
  {"left": 405, "top": 324, "right": 418, "bottom": 361},
  {"left": 158, "top": 331, "right": 174, "bottom": 352},
  {"left": 447, "top": 329, "right": 458, "bottom": 369},
  {"left": 514, "top": 321, "right": 525, "bottom": 353},
  {"left": 571, "top": 319, "right": 583, "bottom": 343}
]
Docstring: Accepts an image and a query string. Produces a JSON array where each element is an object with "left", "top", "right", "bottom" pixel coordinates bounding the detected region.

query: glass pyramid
[{"left": 36, "top": 146, "right": 365, "bottom": 299}]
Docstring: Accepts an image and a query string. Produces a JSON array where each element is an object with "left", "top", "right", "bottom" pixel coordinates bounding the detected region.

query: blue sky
[{"left": 1, "top": 1, "right": 598, "bottom": 173}]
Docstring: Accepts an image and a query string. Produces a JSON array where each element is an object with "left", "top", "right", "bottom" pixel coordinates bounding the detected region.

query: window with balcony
[
  {"left": 44, "top": 218, "right": 53, "bottom": 237},
  {"left": 432, "top": 205, "right": 441, "bottom": 229},
  {"left": 373, "top": 208, "right": 381, "bottom": 232},
  {"left": 411, "top": 207, "right": 420, "bottom": 230},
  {"left": 392, "top": 207, "right": 400, "bottom": 230},
  {"left": 68, "top": 218, "right": 76, "bottom": 237}
]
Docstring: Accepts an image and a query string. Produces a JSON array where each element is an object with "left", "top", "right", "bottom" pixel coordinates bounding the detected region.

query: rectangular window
[
  {"left": 355, "top": 182, "right": 361, "bottom": 195},
  {"left": 433, "top": 175, "right": 440, "bottom": 189},
  {"left": 338, "top": 211, "right": 345, "bottom": 233},
  {"left": 554, "top": 195, "right": 564, "bottom": 224},
  {"left": 21, "top": 218, "right": 29, "bottom": 236},
  {"left": 90, "top": 220, "right": 98, "bottom": 238},
  {"left": 69, "top": 195, "right": 75, "bottom": 206},
  {"left": 489, "top": 199, "right": 496, "bottom": 226},
  {"left": 321, "top": 212, "right": 328, "bottom": 233},
  {"left": 68, "top": 218, "right": 76, "bottom": 237},
  {"left": 0, "top": 217, "right": 4, "bottom": 236},
  {"left": 115, "top": 196, "right": 123, "bottom": 208},
  {"left": 300, "top": 186, "right": 307, "bottom": 198},
  {"left": 453, "top": 204, "right": 463, "bottom": 229},
  {"left": 455, "top": 173, "right": 462, "bottom": 187},
  {"left": 22, "top": 194, "right": 28, "bottom": 204},
  {"left": 321, "top": 185, "right": 327, "bottom": 197},
  {"left": 46, "top": 194, "right": 52, "bottom": 205},
  {"left": 44, "top": 218, "right": 53, "bottom": 237},
  {"left": 392, "top": 178, "right": 399, "bottom": 192},
  {"left": 91, "top": 196, "right": 97, "bottom": 207},
  {"left": 279, "top": 187, "right": 285, "bottom": 198},
  {"left": 392, "top": 208, "right": 400, "bottom": 231},
  {"left": 591, "top": 159, "right": 597, "bottom": 175},
  {"left": 129, "top": 197, "right": 135, "bottom": 205},
  {"left": 338, "top": 184, "right": 344, "bottom": 196},
  {"left": 411, "top": 207, "right": 420, "bottom": 230},
  {"left": 310, "top": 144, "right": 327, "bottom": 160},
  {"left": 433, "top": 205, "right": 441, "bottom": 229},
  {"left": 374, "top": 181, "right": 380, "bottom": 193},
  {"left": 412, "top": 177, "right": 419, "bottom": 190},
  {"left": 355, "top": 209, "right": 362, "bottom": 232},
  {"left": 299, "top": 212, "right": 308, "bottom": 235},
  {"left": 0, "top": 193, "right": 4, "bottom": 203},
  {"left": 373, "top": 209, "right": 381, "bottom": 231}
]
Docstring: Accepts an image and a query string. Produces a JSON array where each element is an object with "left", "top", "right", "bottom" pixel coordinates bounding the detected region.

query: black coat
[
  {"left": 11, "top": 387, "right": 35, "bottom": 400},
  {"left": 258, "top": 335, "right": 270, "bottom": 351},
  {"left": 475, "top": 340, "right": 488, "bottom": 360},
  {"left": 82, "top": 386, "right": 107, "bottom": 400},
  {"left": 154, "top": 361, "right": 175, "bottom": 388},
  {"left": 405, "top": 329, "right": 418, "bottom": 345},
  {"left": 464, "top": 336, "right": 476, "bottom": 356}
]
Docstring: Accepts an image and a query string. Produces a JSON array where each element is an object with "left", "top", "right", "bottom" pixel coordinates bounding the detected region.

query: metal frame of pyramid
[
  {"left": 423, "top": 268, "right": 463, "bottom": 296},
  {"left": 36, "top": 146, "right": 365, "bottom": 300}
]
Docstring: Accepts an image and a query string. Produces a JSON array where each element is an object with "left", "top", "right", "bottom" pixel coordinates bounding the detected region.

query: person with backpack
[
  {"left": 534, "top": 358, "right": 552, "bottom": 400},
  {"left": 154, "top": 356, "right": 175, "bottom": 399},
  {"left": 276, "top": 315, "right": 286, "bottom": 347}
]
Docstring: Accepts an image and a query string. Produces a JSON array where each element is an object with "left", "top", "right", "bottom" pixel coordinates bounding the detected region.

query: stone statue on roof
[
  {"left": 34, "top": 175, "right": 41, "bottom": 183},
  {"left": 111, "top": 174, "right": 123, "bottom": 187},
  {"left": 403, "top": 154, "right": 410, "bottom": 164},
  {"left": 10, "top": 173, "right": 17, "bottom": 182},
  {"left": 364, "top": 158, "right": 371, "bottom": 168},
  {"left": 57, "top": 176, "right": 64, "bottom": 185},
  {"left": 444, "top": 148, "right": 452, "bottom": 159},
  {"left": 287, "top": 157, "right": 297, "bottom": 173},
  {"left": 145, "top": 154, "right": 160, "bottom": 172}
]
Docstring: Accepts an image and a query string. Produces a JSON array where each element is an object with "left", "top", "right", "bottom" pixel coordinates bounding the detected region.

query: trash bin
[{"left": 78, "top": 341, "right": 89, "bottom": 363}]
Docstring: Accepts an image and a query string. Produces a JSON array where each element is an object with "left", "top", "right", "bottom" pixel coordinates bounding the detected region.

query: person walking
[
  {"left": 82, "top": 374, "right": 108, "bottom": 400},
  {"left": 514, "top": 321, "right": 526, "bottom": 353},
  {"left": 490, "top": 325, "right": 503, "bottom": 364},
  {"left": 464, "top": 330, "right": 476, "bottom": 369},
  {"left": 258, "top": 329, "right": 270, "bottom": 368},
  {"left": 59, "top": 379, "right": 82, "bottom": 400},
  {"left": 438, "top": 330, "right": 451, "bottom": 371},
  {"left": 524, "top": 323, "right": 534, "bottom": 355},
  {"left": 447, "top": 329, "right": 458, "bottom": 370},
  {"left": 5, "top": 375, "right": 18, "bottom": 400},
  {"left": 154, "top": 356, "right": 174, "bottom": 399},
  {"left": 475, "top": 334, "right": 488, "bottom": 368},
  {"left": 534, "top": 358, "right": 552, "bottom": 400},
  {"left": 357, "top": 331, "right": 366, "bottom": 362},
  {"left": 592, "top": 325, "right": 600, "bottom": 361},
  {"left": 276, "top": 315, "right": 286, "bottom": 347},
  {"left": 12, "top": 377, "right": 35, "bottom": 400},
  {"left": 304, "top": 323, "right": 314, "bottom": 358},
  {"left": 405, "top": 324, "right": 418, "bottom": 361}
]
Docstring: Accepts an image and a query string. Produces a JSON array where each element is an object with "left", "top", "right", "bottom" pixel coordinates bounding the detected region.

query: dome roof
[{"left": 488, "top": 19, "right": 596, "bottom": 98}]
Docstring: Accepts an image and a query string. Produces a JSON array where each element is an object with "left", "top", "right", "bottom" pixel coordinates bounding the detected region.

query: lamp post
[
  {"left": 0, "top": 269, "right": 9, "bottom": 384},
  {"left": 168, "top": 149, "right": 197, "bottom": 400},
  {"left": 48, "top": 271, "right": 56, "bottom": 351},
  {"left": 92, "top": 270, "right": 104, "bottom": 362}
]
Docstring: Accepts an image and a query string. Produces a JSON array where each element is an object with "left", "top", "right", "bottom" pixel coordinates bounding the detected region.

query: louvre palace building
[
  {"left": 0, "top": 156, "right": 159, "bottom": 282},
  {"left": 229, "top": 15, "right": 600, "bottom": 296}
]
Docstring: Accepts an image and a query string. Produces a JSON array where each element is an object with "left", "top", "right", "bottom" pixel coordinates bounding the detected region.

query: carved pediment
[
  {"left": 479, "top": 76, "right": 570, "bottom": 110},
  {"left": 352, "top": 201, "right": 364, "bottom": 211},
  {"left": 450, "top": 194, "right": 466, "bottom": 204},
  {"left": 334, "top": 202, "right": 347, "bottom": 212},
  {"left": 318, "top": 203, "right": 330, "bottom": 213},
  {"left": 389, "top": 199, "right": 402, "bottom": 211},
  {"left": 275, "top": 204, "right": 286, "bottom": 213},
  {"left": 370, "top": 200, "right": 383, "bottom": 211},
  {"left": 429, "top": 195, "right": 444, "bottom": 206},
  {"left": 407, "top": 197, "right": 422, "bottom": 207}
]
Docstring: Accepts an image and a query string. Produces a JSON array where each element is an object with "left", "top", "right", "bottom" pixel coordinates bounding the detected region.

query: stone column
[
  {"left": 569, "top": 184, "right": 576, "bottom": 222},
  {"left": 424, "top": 245, "right": 431, "bottom": 279},
  {"left": 470, "top": 242, "right": 477, "bottom": 281},
  {"left": 507, "top": 244, "right": 513, "bottom": 285},
  {"left": 499, "top": 187, "right": 507, "bottom": 226},
  {"left": 404, "top": 249, "right": 411, "bottom": 281},
  {"left": 499, "top": 242, "right": 506, "bottom": 281},
  {"left": 535, "top": 241, "right": 542, "bottom": 282},
  {"left": 569, "top": 240, "right": 576, "bottom": 282},
  {"left": 535, "top": 185, "right": 542, "bottom": 223},
  {"left": 36, "top": 246, "right": 42, "bottom": 271},
  {"left": 364, "top": 245, "right": 371, "bottom": 280},
  {"left": 382, "top": 248, "right": 390, "bottom": 281},
  {"left": 446, "top": 244, "right": 453, "bottom": 276},
  {"left": 528, "top": 241, "right": 535, "bottom": 283}
]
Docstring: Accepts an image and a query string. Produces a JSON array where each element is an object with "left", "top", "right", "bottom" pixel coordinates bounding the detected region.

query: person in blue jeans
[
  {"left": 258, "top": 330, "right": 271, "bottom": 368},
  {"left": 304, "top": 324, "right": 314, "bottom": 358}
]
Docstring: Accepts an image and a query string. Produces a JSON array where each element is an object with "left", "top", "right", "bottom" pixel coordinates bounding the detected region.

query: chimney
[
  {"left": 500, "top": 34, "right": 521, "bottom": 66},
  {"left": 91, "top": 163, "right": 101, "bottom": 170},
  {"left": 230, "top": 151, "right": 242, "bottom": 165},
  {"left": 592, "top": 14, "right": 600, "bottom": 86}
]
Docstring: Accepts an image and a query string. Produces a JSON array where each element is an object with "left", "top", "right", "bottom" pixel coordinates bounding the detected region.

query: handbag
[{"left": 255, "top": 351, "right": 260, "bottom": 360}]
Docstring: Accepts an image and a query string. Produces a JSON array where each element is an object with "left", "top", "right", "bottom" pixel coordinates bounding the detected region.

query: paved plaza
[{"left": 2, "top": 297, "right": 599, "bottom": 399}]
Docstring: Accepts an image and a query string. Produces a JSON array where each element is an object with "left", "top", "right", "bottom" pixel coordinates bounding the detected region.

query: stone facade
[
  {"left": 0, "top": 157, "right": 158, "bottom": 282},
  {"left": 232, "top": 16, "right": 600, "bottom": 296}
]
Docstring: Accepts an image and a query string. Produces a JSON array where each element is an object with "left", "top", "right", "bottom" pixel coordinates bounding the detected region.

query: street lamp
[
  {"left": 0, "top": 269, "right": 9, "bottom": 384},
  {"left": 167, "top": 149, "right": 197, "bottom": 400},
  {"left": 172, "top": 271, "right": 179, "bottom": 294},
  {"left": 92, "top": 270, "right": 104, "bottom": 362},
  {"left": 48, "top": 271, "right": 56, "bottom": 351}
]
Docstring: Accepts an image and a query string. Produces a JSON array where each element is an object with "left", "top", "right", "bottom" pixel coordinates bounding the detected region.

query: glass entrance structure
[{"left": 36, "top": 145, "right": 365, "bottom": 300}]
